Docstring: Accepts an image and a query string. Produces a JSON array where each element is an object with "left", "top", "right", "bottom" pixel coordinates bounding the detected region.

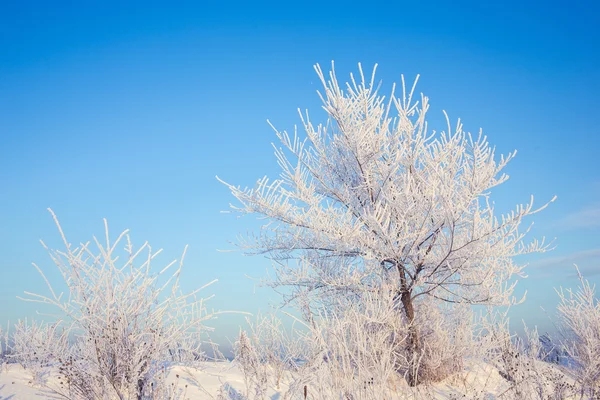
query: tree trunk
[
  {"left": 394, "top": 262, "right": 422, "bottom": 386},
  {"left": 400, "top": 288, "right": 421, "bottom": 386}
]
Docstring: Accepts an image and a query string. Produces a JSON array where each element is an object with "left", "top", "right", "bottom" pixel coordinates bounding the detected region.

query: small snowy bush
[
  {"left": 556, "top": 266, "right": 600, "bottom": 398},
  {"left": 11, "top": 319, "right": 68, "bottom": 385},
  {"left": 232, "top": 284, "right": 484, "bottom": 399},
  {"left": 289, "top": 292, "right": 405, "bottom": 400},
  {"left": 234, "top": 330, "right": 269, "bottom": 400},
  {"left": 19, "top": 209, "right": 217, "bottom": 399},
  {"left": 482, "top": 312, "right": 574, "bottom": 399},
  {"left": 233, "top": 312, "right": 315, "bottom": 399},
  {"left": 0, "top": 323, "right": 9, "bottom": 373}
]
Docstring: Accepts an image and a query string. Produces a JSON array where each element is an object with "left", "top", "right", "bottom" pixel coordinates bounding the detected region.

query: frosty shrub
[
  {"left": 407, "top": 300, "right": 473, "bottom": 384},
  {"left": 230, "top": 287, "right": 407, "bottom": 399},
  {"left": 254, "top": 314, "right": 300, "bottom": 390},
  {"left": 481, "top": 312, "right": 574, "bottom": 399},
  {"left": 236, "top": 313, "right": 302, "bottom": 393},
  {"left": 220, "top": 62, "right": 555, "bottom": 385},
  {"left": 11, "top": 319, "right": 69, "bottom": 385},
  {"left": 0, "top": 323, "right": 8, "bottom": 373},
  {"left": 556, "top": 266, "right": 600, "bottom": 398},
  {"left": 287, "top": 286, "right": 407, "bottom": 399},
  {"left": 288, "top": 289, "right": 480, "bottom": 398},
  {"left": 234, "top": 330, "right": 269, "bottom": 400},
  {"left": 19, "top": 209, "right": 216, "bottom": 399}
]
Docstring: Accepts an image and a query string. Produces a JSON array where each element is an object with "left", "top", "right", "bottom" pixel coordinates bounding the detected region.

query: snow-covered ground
[
  {"left": 0, "top": 362, "right": 253, "bottom": 400},
  {"left": 0, "top": 359, "right": 577, "bottom": 399}
]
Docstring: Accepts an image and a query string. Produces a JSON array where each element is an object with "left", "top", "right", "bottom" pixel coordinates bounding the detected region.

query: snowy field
[{"left": 0, "top": 359, "right": 578, "bottom": 399}]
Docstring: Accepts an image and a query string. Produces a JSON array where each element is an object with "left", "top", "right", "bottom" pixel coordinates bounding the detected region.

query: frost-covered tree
[
  {"left": 220, "top": 62, "right": 554, "bottom": 385},
  {"left": 19, "top": 209, "right": 216, "bottom": 399}
]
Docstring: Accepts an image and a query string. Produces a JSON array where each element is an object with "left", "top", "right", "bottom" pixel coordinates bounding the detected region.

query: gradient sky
[{"left": 1, "top": 1, "right": 599, "bottom": 349}]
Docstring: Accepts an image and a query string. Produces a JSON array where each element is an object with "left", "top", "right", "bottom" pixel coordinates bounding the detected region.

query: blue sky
[{"left": 0, "top": 1, "right": 599, "bottom": 348}]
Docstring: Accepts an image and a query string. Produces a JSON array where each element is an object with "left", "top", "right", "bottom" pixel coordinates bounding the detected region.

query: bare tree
[{"left": 220, "top": 62, "right": 555, "bottom": 385}]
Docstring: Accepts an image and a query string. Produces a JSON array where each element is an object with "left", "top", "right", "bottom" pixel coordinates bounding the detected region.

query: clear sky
[{"left": 0, "top": 1, "right": 599, "bottom": 350}]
